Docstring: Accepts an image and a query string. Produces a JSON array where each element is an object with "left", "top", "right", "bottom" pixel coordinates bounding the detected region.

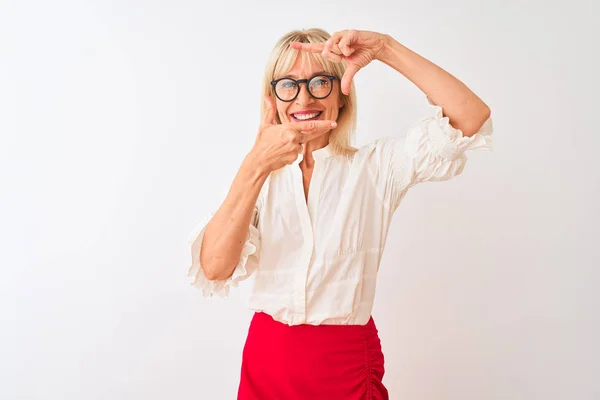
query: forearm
[
  {"left": 200, "top": 152, "right": 269, "bottom": 280},
  {"left": 377, "top": 35, "right": 490, "bottom": 136}
]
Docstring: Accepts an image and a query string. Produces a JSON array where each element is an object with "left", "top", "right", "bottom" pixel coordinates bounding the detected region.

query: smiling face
[{"left": 275, "top": 53, "right": 343, "bottom": 127}]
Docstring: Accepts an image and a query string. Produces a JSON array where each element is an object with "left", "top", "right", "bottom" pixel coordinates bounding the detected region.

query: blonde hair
[{"left": 261, "top": 28, "right": 359, "bottom": 157}]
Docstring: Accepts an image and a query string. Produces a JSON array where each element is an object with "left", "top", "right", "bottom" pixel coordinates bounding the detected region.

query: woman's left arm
[
  {"left": 376, "top": 35, "right": 491, "bottom": 137},
  {"left": 292, "top": 30, "right": 493, "bottom": 201},
  {"left": 292, "top": 30, "right": 490, "bottom": 137}
]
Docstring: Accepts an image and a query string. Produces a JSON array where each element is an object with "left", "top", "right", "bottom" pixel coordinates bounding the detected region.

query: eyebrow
[{"left": 282, "top": 70, "right": 327, "bottom": 79}]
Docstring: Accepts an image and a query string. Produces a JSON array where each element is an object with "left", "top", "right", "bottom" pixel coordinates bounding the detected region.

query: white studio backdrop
[{"left": 2, "top": 0, "right": 599, "bottom": 399}]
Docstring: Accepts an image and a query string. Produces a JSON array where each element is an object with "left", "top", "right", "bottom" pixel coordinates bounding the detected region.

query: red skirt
[{"left": 237, "top": 311, "right": 389, "bottom": 400}]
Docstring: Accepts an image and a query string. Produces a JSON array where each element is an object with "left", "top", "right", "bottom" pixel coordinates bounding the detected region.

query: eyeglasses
[{"left": 270, "top": 74, "right": 339, "bottom": 102}]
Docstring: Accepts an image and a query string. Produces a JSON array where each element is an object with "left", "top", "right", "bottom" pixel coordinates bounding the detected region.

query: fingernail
[{"left": 331, "top": 122, "right": 337, "bottom": 127}]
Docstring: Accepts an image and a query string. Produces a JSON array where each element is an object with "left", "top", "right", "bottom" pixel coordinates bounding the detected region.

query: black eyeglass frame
[{"left": 270, "top": 74, "right": 339, "bottom": 102}]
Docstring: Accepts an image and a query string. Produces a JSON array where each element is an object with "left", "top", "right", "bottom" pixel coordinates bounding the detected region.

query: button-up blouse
[{"left": 187, "top": 97, "right": 493, "bottom": 326}]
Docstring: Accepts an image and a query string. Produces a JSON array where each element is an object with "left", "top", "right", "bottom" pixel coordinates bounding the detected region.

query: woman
[{"left": 188, "top": 28, "right": 492, "bottom": 399}]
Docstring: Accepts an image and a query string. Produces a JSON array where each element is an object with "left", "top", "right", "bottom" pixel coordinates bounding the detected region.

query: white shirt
[{"left": 188, "top": 97, "right": 493, "bottom": 326}]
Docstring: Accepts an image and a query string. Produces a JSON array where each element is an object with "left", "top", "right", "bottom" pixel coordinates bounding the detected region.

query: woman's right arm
[
  {"left": 200, "top": 152, "right": 269, "bottom": 281},
  {"left": 191, "top": 95, "right": 336, "bottom": 294}
]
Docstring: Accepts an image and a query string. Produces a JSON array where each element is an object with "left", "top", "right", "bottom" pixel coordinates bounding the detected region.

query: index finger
[
  {"left": 290, "top": 42, "right": 325, "bottom": 53},
  {"left": 289, "top": 119, "right": 336, "bottom": 132},
  {"left": 289, "top": 120, "right": 337, "bottom": 140}
]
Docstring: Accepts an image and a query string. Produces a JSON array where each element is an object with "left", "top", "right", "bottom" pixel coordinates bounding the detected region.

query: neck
[{"left": 300, "top": 136, "right": 329, "bottom": 168}]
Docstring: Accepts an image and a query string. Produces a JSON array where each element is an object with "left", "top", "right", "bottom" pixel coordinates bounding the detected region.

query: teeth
[{"left": 294, "top": 112, "right": 320, "bottom": 120}]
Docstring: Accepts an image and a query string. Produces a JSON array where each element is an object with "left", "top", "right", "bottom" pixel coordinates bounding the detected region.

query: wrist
[
  {"left": 375, "top": 33, "right": 394, "bottom": 62},
  {"left": 243, "top": 150, "right": 271, "bottom": 180},
  {"left": 376, "top": 34, "right": 407, "bottom": 65}
]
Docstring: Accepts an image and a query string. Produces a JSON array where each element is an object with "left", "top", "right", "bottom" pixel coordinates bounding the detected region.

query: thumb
[
  {"left": 341, "top": 64, "right": 360, "bottom": 95},
  {"left": 263, "top": 95, "right": 276, "bottom": 126}
]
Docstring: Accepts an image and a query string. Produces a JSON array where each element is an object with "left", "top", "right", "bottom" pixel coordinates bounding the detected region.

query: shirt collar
[
  {"left": 293, "top": 142, "right": 333, "bottom": 165},
  {"left": 312, "top": 141, "right": 333, "bottom": 162}
]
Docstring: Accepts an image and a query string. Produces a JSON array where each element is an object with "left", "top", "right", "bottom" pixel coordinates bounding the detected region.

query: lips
[
  {"left": 291, "top": 111, "right": 323, "bottom": 121},
  {"left": 291, "top": 110, "right": 322, "bottom": 115}
]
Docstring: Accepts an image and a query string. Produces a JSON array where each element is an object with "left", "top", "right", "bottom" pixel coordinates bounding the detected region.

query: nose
[{"left": 295, "top": 83, "right": 315, "bottom": 106}]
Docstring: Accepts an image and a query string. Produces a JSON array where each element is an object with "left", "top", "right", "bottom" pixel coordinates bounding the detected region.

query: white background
[{"left": 2, "top": 0, "right": 599, "bottom": 399}]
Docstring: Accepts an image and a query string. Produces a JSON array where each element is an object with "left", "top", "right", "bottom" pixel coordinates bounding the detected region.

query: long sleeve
[
  {"left": 377, "top": 96, "right": 493, "bottom": 207},
  {"left": 187, "top": 204, "right": 261, "bottom": 298}
]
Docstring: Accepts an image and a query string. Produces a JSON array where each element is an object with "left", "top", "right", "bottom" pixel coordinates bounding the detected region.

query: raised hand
[
  {"left": 290, "top": 30, "right": 389, "bottom": 95},
  {"left": 251, "top": 95, "right": 337, "bottom": 173}
]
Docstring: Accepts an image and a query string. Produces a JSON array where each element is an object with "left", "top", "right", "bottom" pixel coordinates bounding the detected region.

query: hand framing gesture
[
  {"left": 252, "top": 95, "right": 337, "bottom": 172},
  {"left": 290, "top": 30, "right": 389, "bottom": 95}
]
